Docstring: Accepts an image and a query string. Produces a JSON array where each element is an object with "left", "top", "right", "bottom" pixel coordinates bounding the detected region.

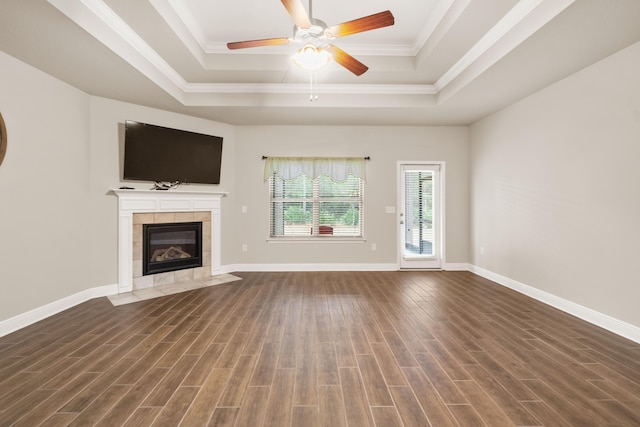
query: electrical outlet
[
  {"left": 371, "top": 243, "right": 377, "bottom": 251},
  {"left": 241, "top": 205, "right": 247, "bottom": 213},
  {"left": 242, "top": 244, "right": 248, "bottom": 252},
  {"left": 480, "top": 247, "right": 485, "bottom": 255}
]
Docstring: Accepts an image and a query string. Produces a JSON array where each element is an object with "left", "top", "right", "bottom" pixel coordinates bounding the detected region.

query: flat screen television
[{"left": 123, "top": 120, "right": 223, "bottom": 185}]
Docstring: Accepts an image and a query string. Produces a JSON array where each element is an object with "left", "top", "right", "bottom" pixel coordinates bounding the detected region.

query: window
[{"left": 269, "top": 173, "right": 364, "bottom": 238}]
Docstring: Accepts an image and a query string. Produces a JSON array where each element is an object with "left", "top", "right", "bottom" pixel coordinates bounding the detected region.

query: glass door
[{"left": 399, "top": 164, "right": 441, "bottom": 269}]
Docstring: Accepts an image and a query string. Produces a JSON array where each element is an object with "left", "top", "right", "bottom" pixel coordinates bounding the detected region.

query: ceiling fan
[{"left": 226, "top": 0, "right": 395, "bottom": 76}]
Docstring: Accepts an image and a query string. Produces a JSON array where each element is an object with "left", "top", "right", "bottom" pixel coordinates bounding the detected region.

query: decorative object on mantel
[
  {"left": 0, "top": 112, "right": 7, "bottom": 167},
  {"left": 151, "top": 180, "right": 181, "bottom": 190}
]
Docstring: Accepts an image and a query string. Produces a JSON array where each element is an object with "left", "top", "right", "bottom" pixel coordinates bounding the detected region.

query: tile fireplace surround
[{"left": 112, "top": 189, "right": 226, "bottom": 293}]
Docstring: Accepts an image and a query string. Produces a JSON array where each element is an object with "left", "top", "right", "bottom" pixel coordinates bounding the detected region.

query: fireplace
[
  {"left": 113, "top": 189, "right": 226, "bottom": 293},
  {"left": 143, "top": 221, "right": 203, "bottom": 275}
]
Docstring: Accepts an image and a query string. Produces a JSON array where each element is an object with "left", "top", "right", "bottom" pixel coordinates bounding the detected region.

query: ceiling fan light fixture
[{"left": 292, "top": 44, "right": 331, "bottom": 71}]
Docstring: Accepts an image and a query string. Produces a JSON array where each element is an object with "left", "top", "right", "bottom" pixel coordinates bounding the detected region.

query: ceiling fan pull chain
[{"left": 309, "top": 72, "right": 318, "bottom": 102}]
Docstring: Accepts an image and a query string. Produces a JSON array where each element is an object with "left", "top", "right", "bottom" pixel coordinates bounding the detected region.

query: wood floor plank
[
  {"left": 388, "top": 386, "right": 432, "bottom": 427},
  {"left": 66, "top": 384, "right": 131, "bottom": 427},
  {"left": 207, "top": 407, "right": 239, "bottom": 427},
  {"left": 180, "top": 368, "right": 230, "bottom": 425},
  {"left": 121, "top": 407, "right": 162, "bottom": 427},
  {"left": 215, "top": 331, "right": 248, "bottom": 369},
  {"left": 317, "top": 341, "right": 340, "bottom": 385},
  {"left": 402, "top": 367, "right": 459, "bottom": 427},
  {"left": 40, "top": 412, "right": 79, "bottom": 427},
  {"left": 292, "top": 405, "right": 320, "bottom": 427},
  {"left": 468, "top": 350, "right": 539, "bottom": 401},
  {"left": 382, "top": 330, "right": 417, "bottom": 367},
  {"left": 318, "top": 385, "right": 347, "bottom": 427},
  {"left": 370, "top": 406, "right": 404, "bottom": 427},
  {"left": 249, "top": 341, "right": 279, "bottom": 386},
  {"left": 414, "top": 352, "right": 467, "bottom": 404},
  {"left": 294, "top": 353, "right": 318, "bottom": 405},
  {"left": 356, "top": 354, "right": 394, "bottom": 406},
  {"left": 455, "top": 379, "right": 514, "bottom": 426},
  {"left": 447, "top": 404, "right": 487, "bottom": 426},
  {"left": 423, "top": 339, "right": 471, "bottom": 381},
  {"left": 217, "top": 354, "right": 256, "bottom": 407},
  {"left": 520, "top": 378, "right": 609, "bottom": 426},
  {"left": 150, "top": 386, "right": 199, "bottom": 426},
  {"left": 519, "top": 400, "right": 575, "bottom": 427},
  {"left": 182, "top": 342, "right": 226, "bottom": 386},
  {"left": 12, "top": 372, "right": 100, "bottom": 427},
  {"left": 60, "top": 356, "right": 136, "bottom": 413},
  {"left": 116, "top": 341, "right": 173, "bottom": 385},
  {"left": 339, "top": 367, "right": 374, "bottom": 427},
  {"left": 232, "top": 386, "right": 270, "bottom": 427},
  {"left": 93, "top": 367, "right": 169, "bottom": 427},
  {"left": 263, "top": 368, "right": 296, "bottom": 426}
]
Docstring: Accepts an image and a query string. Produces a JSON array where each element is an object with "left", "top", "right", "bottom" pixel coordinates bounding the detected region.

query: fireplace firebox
[{"left": 143, "top": 221, "right": 203, "bottom": 276}]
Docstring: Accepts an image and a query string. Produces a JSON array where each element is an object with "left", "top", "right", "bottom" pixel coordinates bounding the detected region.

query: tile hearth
[{"left": 108, "top": 273, "right": 241, "bottom": 306}]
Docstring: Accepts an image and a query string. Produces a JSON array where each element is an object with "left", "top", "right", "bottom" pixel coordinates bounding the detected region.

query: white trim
[
  {"left": 443, "top": 262, "right": 469, "bottom": 271},
  {"left": 225, "top": 263, "right": 398, "bottom": 272},
  {"left": 267, "top": 238, "right": 366, "bottom": 243},
  {"left": 469, "top": 265, "right": 640, "bottom": 345},
  {"left": 0, "top": 284, "right": 118, "bottom": 338}
]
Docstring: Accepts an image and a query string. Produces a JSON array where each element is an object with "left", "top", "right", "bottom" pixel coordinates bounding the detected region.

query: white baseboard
[
  {"left": 0, "top": 284, "right": 118, "bottom": 338},
  {"left": 226, "top": 262, "right": 470, "bottom": 273},
  {"left": 443, "top": 262, "right": 470, "bottom": 271},
  {"left": 224, "top": 263, "right": 399, "bottom": 272},
  {"left": 469, "top": 265, "right": 640, "bottom": 344}
]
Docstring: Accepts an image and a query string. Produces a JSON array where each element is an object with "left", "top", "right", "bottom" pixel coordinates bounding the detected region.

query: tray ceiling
[{"left": 1, "top": 0, "right": 640, "bottom": 125}]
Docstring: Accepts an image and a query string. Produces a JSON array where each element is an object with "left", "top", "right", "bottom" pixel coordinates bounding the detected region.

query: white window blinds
[{"left": 266, "top": 157, "right": 366, "bottom": 238}]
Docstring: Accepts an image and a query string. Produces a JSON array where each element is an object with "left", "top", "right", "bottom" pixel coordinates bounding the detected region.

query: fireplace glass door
[{"left": 143, "top": 222, "right": 203, "bottom": 275}]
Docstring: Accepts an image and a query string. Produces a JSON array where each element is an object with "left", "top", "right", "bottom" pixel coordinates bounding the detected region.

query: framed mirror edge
[{"left": 0, "top": 112, "right": 6, "bottom": 167}]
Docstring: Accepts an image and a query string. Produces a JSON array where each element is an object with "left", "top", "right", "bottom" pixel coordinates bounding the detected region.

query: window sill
[{"left": 267, "top": 237, "right": 366, "bottom": 244}]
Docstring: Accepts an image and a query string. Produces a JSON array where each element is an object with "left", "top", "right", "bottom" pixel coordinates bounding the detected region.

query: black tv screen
[{"left": 123, "top": 121, "right": 223, "bottom": 184}]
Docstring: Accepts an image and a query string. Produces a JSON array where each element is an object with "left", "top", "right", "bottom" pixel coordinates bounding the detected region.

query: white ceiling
[{"left": 1, "top": 0, "right": 640, "bottom": 125}]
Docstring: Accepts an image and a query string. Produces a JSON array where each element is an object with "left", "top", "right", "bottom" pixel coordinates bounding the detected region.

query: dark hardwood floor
[{"left": 1, "top": 271, "right": 640, "bottom": 426}]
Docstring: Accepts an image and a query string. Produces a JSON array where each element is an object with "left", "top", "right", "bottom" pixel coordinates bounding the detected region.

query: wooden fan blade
[
  {"left": 281, "top": 0, "right": 311, "bottom": 29},
  {"left": 227, "top": 37, "right": 290, "bottom": 50},
  {"left": 327, "top": 10, "right": 394, "bottom": 38},
  {"left": 326, "top": 45, "right": 368, "bottom": 76}
]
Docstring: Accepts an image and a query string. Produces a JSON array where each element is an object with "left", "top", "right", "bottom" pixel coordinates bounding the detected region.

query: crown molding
[{"left": 184, "top": 83, "right": 437, "bottom": 95}]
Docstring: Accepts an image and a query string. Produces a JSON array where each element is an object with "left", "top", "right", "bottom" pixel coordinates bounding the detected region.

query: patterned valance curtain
[{"left": 263, "top": 157, "right": 367, "bottom": 182}]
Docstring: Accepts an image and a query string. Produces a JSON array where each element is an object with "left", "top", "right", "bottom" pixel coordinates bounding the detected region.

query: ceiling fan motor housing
[{"left": 293, "top": 19, "right": 332, "bottom": 48}]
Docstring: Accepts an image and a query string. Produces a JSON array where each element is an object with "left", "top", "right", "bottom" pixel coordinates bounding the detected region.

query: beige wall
[
  {"left": 232, "top": 126, "right": 469, "bottom": 267},
  {"left": 0, "top": 51, "right": 92, "bottom": 320},
  {"left": 469, "top": 40, "right": 640, "bottom": 327}
]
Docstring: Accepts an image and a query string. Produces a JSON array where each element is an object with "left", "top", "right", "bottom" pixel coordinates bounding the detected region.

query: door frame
[{"left": 397, "top": 161, "right": 445, "bottom": 269}]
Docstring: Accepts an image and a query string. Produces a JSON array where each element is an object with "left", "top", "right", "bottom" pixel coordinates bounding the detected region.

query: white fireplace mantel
[{"left": 112, "top": 189, "right": 227, "bottom": 293}]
